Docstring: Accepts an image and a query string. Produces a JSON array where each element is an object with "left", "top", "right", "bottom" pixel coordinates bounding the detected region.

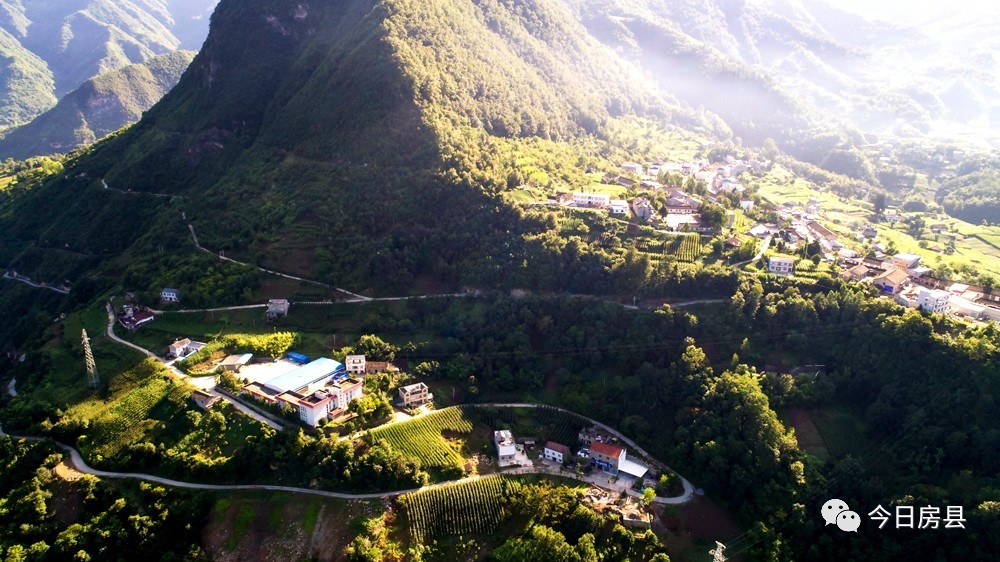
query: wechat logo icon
[{"left": 822, "top": 499, "right": 860, "bottom": 532}]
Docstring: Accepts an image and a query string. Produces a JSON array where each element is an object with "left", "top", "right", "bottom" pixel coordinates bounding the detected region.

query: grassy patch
[
  {"left": 303, "top": 500, "right": 321, "bottom": 534},
  {"left": 812, "top": 407, "right": 868, "bottom": 459},
  {"left": 226, "top": 504, "right": 257, "bottom": 552},
  {"left": 780, "top": 408, "right": 830, "bottom": 462}
]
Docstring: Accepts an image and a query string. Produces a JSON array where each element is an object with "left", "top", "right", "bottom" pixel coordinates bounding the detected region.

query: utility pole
[
  {"left": 709, "top": 542, "right": 727, "bottom": 562},
  {"left": 82, "top": 329, "right": 98, "bottom": 389}
]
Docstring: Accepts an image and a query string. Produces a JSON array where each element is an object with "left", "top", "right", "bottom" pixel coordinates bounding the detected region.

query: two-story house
[{"left": 398, "top": 382, "right": 433, "bottom": 407}]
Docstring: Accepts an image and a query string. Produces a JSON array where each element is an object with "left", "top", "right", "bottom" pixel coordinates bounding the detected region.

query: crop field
[
  {"left": 367, "top": 407, "right": 476, "bottom": 470},
  {"left": 366, "top": 406, "right": 590, "bottom": 475},
  {"left": 71, "top": 358, "right": 189, "bottom": 459},
  {"left": 399, "top": 475, "right": 522, "bottom": 543},
  {"left": 665, "top": 233, "right": 703, "bottom": 262},
  {"left": 633, "top": 233, "right": 704, "bottom": 263}
]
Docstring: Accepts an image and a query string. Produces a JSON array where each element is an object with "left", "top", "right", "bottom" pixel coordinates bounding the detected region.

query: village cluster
[
  {"left": 554, "top": 157, "right": 764, "bottom": 234},
  {"left": 743, "top": 197, "right": 1000, "bottom": 322}
]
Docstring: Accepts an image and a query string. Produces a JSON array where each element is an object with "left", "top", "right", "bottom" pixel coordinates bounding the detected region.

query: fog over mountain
[{"left": 568, "top": 0, "right": 998, "bottom": 149}]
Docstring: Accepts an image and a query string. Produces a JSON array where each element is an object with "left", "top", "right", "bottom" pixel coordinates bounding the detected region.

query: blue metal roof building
[{"left": 263, "top": 357, "right": 345, "bottom": 394}]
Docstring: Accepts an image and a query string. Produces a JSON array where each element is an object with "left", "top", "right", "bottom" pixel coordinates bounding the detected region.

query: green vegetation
[
  {"left": 939, "top": 168, "right": 1000, "bottom": 224},
  {"left": 352, "top": 479, "right": 671, "bottom": 561},
  {"left": 367, "top": 408, "right": 472, "bottom": 476},
  {"left": 0, "top": 439, "right": 211, "bottom": 561},
  {"left": 399, "top": 476, "right": 521, "bottom": 543},
  {"left": 0, "top": 31, "right": 57, "bottom": 129},
  {"left": 0, "top": 0, "right": 210, "bottom": 132},
  {"left": 753, "top": 164, "right": 1000, "bottom": 279},
  {"left": 0, "top": 51, "right": 197, "bottom": 160},
  {"left": 666, "top": 233, "right": 703, "bottom": 263},
  {"left": 175, "top": 331, "right": 298, "bottom": 373},
  {"left": 366, "top": 405, "right": 590, "bottom": 480}
]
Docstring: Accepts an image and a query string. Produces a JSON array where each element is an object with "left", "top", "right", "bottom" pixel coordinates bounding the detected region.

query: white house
[
  {"left": 279, "top": 377, "right": 364, "bottom": 427},
  {"left": 267, "top": 299, "right": 290, "bottom": 319},
  {"left": 398, "top": 382, "right": 433, "bottom": 407},
  {"left": 609, "top": 200, "right": 629, "bottom": 215},
  {"left": 169, "top": 338, "right": 192, "bottom": 358},
  {"left": 543, "top": 441, "right": 571, "bottom": 464},
  {"left": 345, "top": 355, "right": 366, "bottom": 375},
  {"left": 494, "top": 430, "right": 517, "bottom": 463},
  {"left": 768, "top": 256, "right": 795, "bottom": 275},
  {"left": 892, "top": 253, "right": 922, "bottom": 270},
  {"left": 917, "top": 288, "right": 951, "bottom": 314},
  {"left": 621, "top": 163, "right": 644, "bottom": 175},
  {"left": 739, "top": 200, "right": 754, "bottom": 211},
  {"left": 573, "top": 193, "right": 611, "bottom": 207},
  {"left": 160, "top": 288, "right": 180, "bottom": 303}
]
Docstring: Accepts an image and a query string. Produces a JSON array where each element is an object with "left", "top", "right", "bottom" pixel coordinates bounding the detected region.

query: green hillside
[
  {"left": 0, "top": 27, "right": 57, "bottom": 129},
  {"left": 0, "top": 0, "right": 729, "bottom": 297},
  {"left": 0, "top": 50, "right": 196, "bottom": 160},
  {"left": 0, "top": 0, "right": 216, "bottom": 130}
]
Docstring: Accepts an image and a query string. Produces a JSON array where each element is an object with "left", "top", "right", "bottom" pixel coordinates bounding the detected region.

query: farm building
[
  {"left": 494, "top": 430, "right": 517, "bottom": 463},
  {"left": 220, "top": 354, "right": 253, "bottom": 373},
  {"left": 242, "top": 357, "right": 363, "bottom": 427},
  {"left": 398, "top": 382, "right": 433, "bottom": 407}
]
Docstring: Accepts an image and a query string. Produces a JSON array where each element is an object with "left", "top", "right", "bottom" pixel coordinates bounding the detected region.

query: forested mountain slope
[
  {"left": 0, "top": 0, "right": 216, "bottom": 130},
  {"left": 0, "top": 50, "right": 195, "bottom": 159}
]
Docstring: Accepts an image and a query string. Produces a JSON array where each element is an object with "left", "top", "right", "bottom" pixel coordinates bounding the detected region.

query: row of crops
[
  {"left": 665, "top": 233, "right": 703, "bottom": 262},
  {"left": 365, "top": 406, "right": 590, "bottom": 472},
  {"left": 74, "top": 361, "right": 190, "bottom": 459},
  {"left": 632, "top": 233, "right": 704, "bottom": 263},
  {"left": 366, "top": 407, "right": 475, "bottom": 470},
  {"left": 398, "top": 475, "right": 522, "bottom": 543}
]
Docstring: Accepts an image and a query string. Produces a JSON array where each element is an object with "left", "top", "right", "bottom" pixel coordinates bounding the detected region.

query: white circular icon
[
  {"left": 822, "top": 498, "right": 849, "bottom": 526},
  {"left": 837, "top": 510, "right": 861, "bottom": 532}
]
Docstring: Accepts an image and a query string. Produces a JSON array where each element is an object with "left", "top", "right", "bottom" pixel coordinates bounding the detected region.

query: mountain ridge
[
  {"left": 0, "top": 0, "right": 217, "bottom": 130},
  {"left": 0, "top": 50, "right": 196, "bottom": 160}
]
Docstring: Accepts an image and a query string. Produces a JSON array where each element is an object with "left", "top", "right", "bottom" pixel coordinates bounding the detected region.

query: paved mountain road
[
  {"left": 104, "top": 302, "right": 283, "bottom": 431},
  {"left": 0, "top": 423, "right": 693, "bottom": 504}
]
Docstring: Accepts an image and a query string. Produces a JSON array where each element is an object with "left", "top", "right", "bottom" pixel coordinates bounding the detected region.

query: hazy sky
[{"left": 832, "top": 0, "right": 995, "bottom": 24}]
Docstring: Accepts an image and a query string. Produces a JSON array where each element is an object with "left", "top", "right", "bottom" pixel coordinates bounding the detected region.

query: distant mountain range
[
  {"left": 573, "top": 0, "right": 999, "bottom": 147},
  {"left": 0, "top": 0, "right": 217, "bottom": 131},
  {"left": 0, "top": 50, "right": 195, "bottom": 160}
]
